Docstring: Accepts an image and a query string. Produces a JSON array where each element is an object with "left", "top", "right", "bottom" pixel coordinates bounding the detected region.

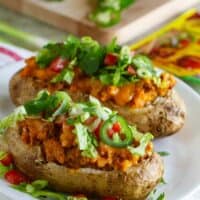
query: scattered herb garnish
[
  {"left": 157, "top": 151, "right": 170, "bottom": 157},
  {"left": 157, "top": 193, "right": 166, "bottom": 200},
  {"left": 0, "top": 151, "right": 87, "bottom": 200},
  {"left": 160, "top": 177, "right": 167, "bottom": 185},
  {"left": 36, "top": 35, "right": 160, "bottom": 87},
  {"left": 148, "top": 189, "right": 166, "bottom": 200},
  {"left": 13, "top": 180, "right": 87, "bottom": 200}
]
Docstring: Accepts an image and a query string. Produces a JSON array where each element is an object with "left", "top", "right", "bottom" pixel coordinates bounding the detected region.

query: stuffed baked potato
[
  {"left": 9, "top": 36, "right": 186, "bottom": 137},
  {"left": 0, "top": 91, "right": 164, "bottom": 200}
]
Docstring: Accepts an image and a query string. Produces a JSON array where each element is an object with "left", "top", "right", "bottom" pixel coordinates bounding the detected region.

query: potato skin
[
  {"left": 4, "top": 126, "right": 164, "bottom": 200},
  {"left": 9, "top": 71, "right": 186, "bottom": 137}
]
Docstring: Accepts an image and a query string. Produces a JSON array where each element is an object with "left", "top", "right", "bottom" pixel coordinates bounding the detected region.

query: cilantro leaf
[
  {"left": 99, "top": 73, "right": 113, "bottom": 85},
  {"left": 61, "top": 35, "right": 80, "bottom": 60},
  {"left": 157, "top": 193, "right": 166, "bottom": 200},
  {"left": 157, "top": 151, "right": 170, "bottom": 157},
  {"left": 36, "top": 43, "right": 62, "bottom": 68},
  {"left": 160, "top": 177, "right": 167, "bottom": 185},
  {"left": 148, "top": 189, "right": 166, "bottom": 200},
  {"left": 77, "top": 37, "right": 104, "bottom": 75},
  {"left": 106, "top": 37, "right": 121, "bottom": 53}
]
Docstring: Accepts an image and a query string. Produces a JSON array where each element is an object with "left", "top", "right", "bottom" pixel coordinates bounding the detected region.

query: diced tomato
[
  {"left": 104, "top": 53, "right": 118, "bottom": 66},
  {"left": 0, "top": 154, "right": 13, "bottom": 166},
  {"left": 49, "top": 57, "right": 68, "bottom": 73},
  {"left": 107, "top": 128, "right": 115, "bottom": 139},
  {"left": 178, "top": 56, "right": 200, "bottom": 69},
  {"left": 5, "top": 170, "right": 29, "bottom": 185},
  {"left": 112, "top": 122, "right": 121, "bottom": 133},
  {"left": 127, "top": 65, "right": 136, "bottom": 75},
  {"left": 179, "top": 39, "right": 190, "bottom": 48},
  {"left": 103, "top": 197, "right": 118, "bottom": 200},
  {"left": 94, "top": 121, "right": 102, "bottom": 139}
]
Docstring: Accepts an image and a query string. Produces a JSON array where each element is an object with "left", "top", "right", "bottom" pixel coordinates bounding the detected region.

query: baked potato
[
  {"left": 9, "top": 36, "right": 186, "bottom": 137},
  {"left": 10, "top": 70, "right": 186, "bottom": 137},
  {"left": 0, "top": 91, "right": 164, "bottom": 200}
]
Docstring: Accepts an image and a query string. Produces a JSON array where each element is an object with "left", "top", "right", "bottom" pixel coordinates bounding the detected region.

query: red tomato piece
[
  {"left": 107, "top": 128, "right": 115, "bottom": 139},
  {"left": 104, "top": 53, "right": 118, "bottom": 66},
  {"left": 178, "top": 56, "right": 200, "bottom": 69},
  {"left": 94, "top": 121, "right": 103, "bottom": 139},
  {"left": 179, "top": 39, "right": 190, "bottom": 48},
  {"left": 127, "top": 65, "right": 136, "bottom": 75},
  {"left": 112, "top": 122, "right": 121, "bottom": 133},
  {"left": 0, "top": 154, "right": 13, "bottom": 166},
  {"left": 5, "top": 170, "right": 28, "bottom": 185},
  {"left": 103, "top": 197, "right": 118, "bottom": 200},
  {"left": 50, "top": 57, "right": 68, "bottom": 73}
]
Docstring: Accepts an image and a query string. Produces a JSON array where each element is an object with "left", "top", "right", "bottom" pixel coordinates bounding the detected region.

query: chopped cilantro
[
  {"left": 36, "top": 35, "right": 160, "bottom": 87},
  {"left": 158, "top": 151, "right": 170, "bottom": 157}
]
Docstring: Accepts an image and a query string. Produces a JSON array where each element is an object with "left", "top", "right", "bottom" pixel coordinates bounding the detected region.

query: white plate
[{"left": 0, "top": 62, "right": 200, "bottom": 200}]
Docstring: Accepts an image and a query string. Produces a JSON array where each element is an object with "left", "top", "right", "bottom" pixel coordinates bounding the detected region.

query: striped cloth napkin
[{"left": 0, "top": 43, "right": 32, "bottom": 67}]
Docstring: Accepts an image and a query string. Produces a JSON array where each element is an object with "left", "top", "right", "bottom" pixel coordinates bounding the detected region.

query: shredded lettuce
[
  {"left": 128, "top": 133, "right": 154, "bottom": 156},
  {"left": 88, "top": 96, "right": 113, "bottom": 120},
  {"left": 69, "top": 103, "right": 88, "bottom": 118},
  {"left": 74, "top": 123, "right": 98, "bottom": 158},
  {"left": 69, "top": 96, "right": 113, "bottom": 122},
  {"left": 0, "top": 106, "right": 27, "bottom": 134}
]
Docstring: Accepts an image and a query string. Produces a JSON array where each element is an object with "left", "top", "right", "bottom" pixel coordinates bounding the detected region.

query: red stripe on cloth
[{"left": 0, "top": 46, "right": 22, "bottom": 61}]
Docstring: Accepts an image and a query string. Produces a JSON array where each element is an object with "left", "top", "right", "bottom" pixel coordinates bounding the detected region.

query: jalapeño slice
[{"left": 100, "top": 115, "right": 133, "bottom": 148}]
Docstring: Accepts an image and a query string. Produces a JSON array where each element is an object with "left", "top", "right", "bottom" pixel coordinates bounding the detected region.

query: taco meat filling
[
  {"left": 21, "top": 57, "right": 176, "bottom": 109},
  {"left": 18, "top": 117, "right": 153, "bottom": 172}
]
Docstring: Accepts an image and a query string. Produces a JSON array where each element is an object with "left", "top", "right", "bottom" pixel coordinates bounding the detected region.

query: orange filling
[
  {"left": 21, "top": 57, "right": 176, "bottom": 109},
  {"left": 19, "top": 118, "right": 153, "bottom": 171}
]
